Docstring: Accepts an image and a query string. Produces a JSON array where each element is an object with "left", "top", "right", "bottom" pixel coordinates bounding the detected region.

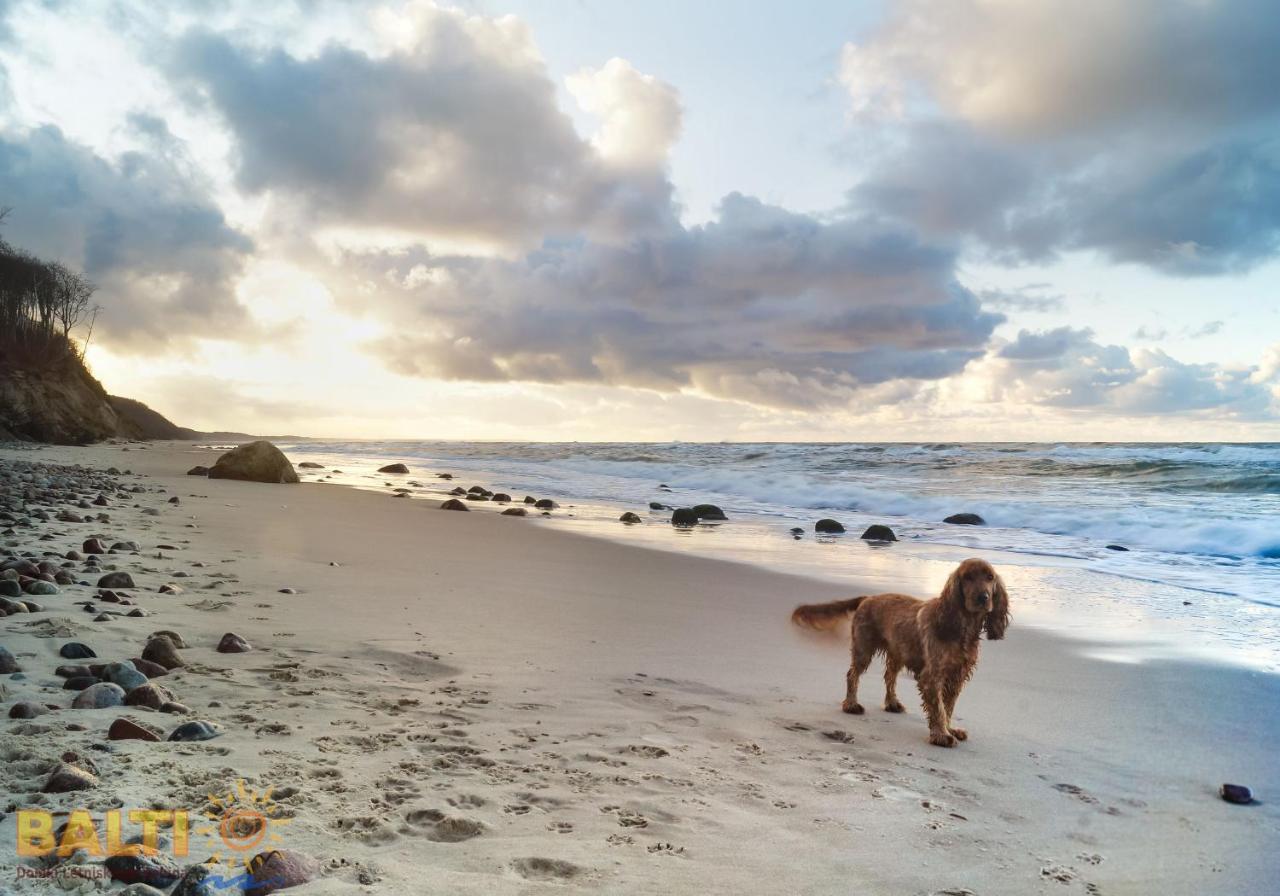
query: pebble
[
  {"left": 98, "top": 571, "right": 137, "bottom": 588},
  {"left": 670, "top": 508, "right": 699, "bottom": 527},
  {"left": 217, "top": 632, "right": 252, "bottom": 653},
  {"left": 130, "top": 657, "right": 169, "bottom": 678},
  {"left": 25, "top": 580, "right": 58, "bottom": 595},
  {"left": 63, "top": 676, "right": 98, "bottom": 691},
  {"left": 9, "top": 701, "right": 50, "bottom": 719},
  {"left": 535, "top": 498, "right": 557, "bottom": 510},
  {"left": 150, "top": 629, "right": 188, "bottom": 648},
  {"left": 860, "top": 524, "right": 898, "bottom": 542},
  {"left": 104, "top": 853, "right": 182, "bottom": 888},
  {"left": 619, "top": 512, "right": 642, "bottom": 524},
  {"left": 815, "top": 518, "right": 845, "bottom": 534},
  {"left": 1220, "top": 783, "right": 1253, "bottom": 805},
  {"left": 59, "top": 641, "right": 97, "bottom": 659},
  {"left": 142, "top": 636, "right": 185, "bottom": 669},
  {"left": 0, "top": 645, "right": 20, "bottom": 673},
  {"left": 83, "top": 538, "right": 107, "bottom": 554},
  {"left": 168, "top": 720, "right": 222, "bottom": 742},
  {"left": 102, "top": 661, "right": 149, "bottom": 692},
  {"left": 43, "top": 762, "right": 98, "bottom": 793},
  {"left": 108, "top": 718, "right": 162, "bottom": 742},
  {"left": 440, "top": 498, "right": 470, "bottom": 511},
  {"left": 125, "top": 682, "right": 176, "bottom": 710},
  {"left": 72, "top": 682, "right": 126, "bottom": 709}
]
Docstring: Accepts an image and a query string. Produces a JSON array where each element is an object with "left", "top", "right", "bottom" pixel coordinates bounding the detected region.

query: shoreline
[{"left": 1, "top": 441, "right": 1277, "bottom": 894}]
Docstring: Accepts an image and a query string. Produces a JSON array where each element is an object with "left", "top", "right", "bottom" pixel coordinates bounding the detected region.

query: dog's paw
[
  {"left": 841, "top": 700, "right": 865, "bottom": 715},
  {"left": 929, "top": 731, "right": 957, "bottom": 748},
  {"left": 949, "top": 727, "right": 968, "bottom": 741},
  {"left": 883, "top": 700, "right": 905, "bottom": 713}
]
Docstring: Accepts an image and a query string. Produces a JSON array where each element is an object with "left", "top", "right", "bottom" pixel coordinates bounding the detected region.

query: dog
[{"left": 791, "top": 558, "right": 1009, "bottom": 747}]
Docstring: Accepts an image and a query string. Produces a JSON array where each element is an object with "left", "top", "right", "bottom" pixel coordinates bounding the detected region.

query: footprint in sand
[
  {"left": 547, "top": 821, "right": 574, "bottom": 833},
  {"left": 510, "top": 857, "right": 582, "bottom": 881},
  {"left": 447, "top": 794, "right": 486, "bottom": 809},
  {"left": 402, "top": 808, "right": 485, "bottom": 842}
]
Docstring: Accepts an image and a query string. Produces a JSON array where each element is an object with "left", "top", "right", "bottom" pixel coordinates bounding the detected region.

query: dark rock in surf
[
  {"left": 378, "top": 463, "right": 410, "bottom": 474},
  {"left": 501, "top": 507, "right": 527, "bottom": 517},
  {"left": 692, "top": 504, "right": 726, "bottom": 521},
  {"left": 671, "top": 508, "right": 699, "bottom": 527},
  {"left": 619, "top": 512, "right": 643, "bottom": 524},
  {"left": 1105, "top": 544, "right": 1129, "bottom": 552},
  {"left": 943, "top": 513, "right": 985, "bottom": 526},
  {"left": 814, "top": 519, "right": 845, "bottom": 534},
  {"left": 535, "top": 499, "right": 557, "bottom": 510},
  {"left": 440, "top": 499, "right": 470, "bottom": 511},
  {"left": 208, "top": 441, "right": 299, "bottom": 484},
  {"left": 860, "top": 524, "right": 897, "bottom": 542}
]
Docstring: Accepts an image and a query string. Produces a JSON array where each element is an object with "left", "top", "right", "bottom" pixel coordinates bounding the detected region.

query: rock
[
  {"left": 535, "top": 498, "right": 557, "bottom": 510},
  {"left": 72, "top": 682, "right": 126, "bottom": 709},
  {"left": 943, "top": 513, "right": 985, "bottom": 526},
  {"left": 208, "top": 441, "right": 300, "bottom": 484},
  {"left": 168, "top": 720, "right": 222, "bottom": 742},
  {"left": 150, "top": 629, "right": 188, "bottom": 648},
  {"left": 25, "top": 580, "right": 58, "bottom": 595},
  {"left": 111, "top": 540, "right": 142, "bottom": 552},
  {"left": 1105, "top": 544, "right": 1129, "bottom": 552},
  {"left": 501, "top": 507, "right": 527, "bottom": 517},
  {"left": 125, "top": 683, "right": 176, "bottom": 710},
  {"left": 245, "top": 849, "right": 319, "bottom": 896},
  {"left": 619, "top": 512, "right": 643, "bottom": 524},
  {"left": 814, "top": 519, "right": 845, "bottom": 534},
  {"left": 98, "top": 571, "right": 136, "bottom": 588},
  {"left": 492, "top": 493, "right": 512, "bottom": 503},
  {"left": 523, "top": 495, "right": 537, "bottom": 504},
  {"left": 440, "top": 499, "right": 470, "bottom": 511},
  {"left": 130, "top": 657, "right": 169, "bottom": 678},
  {"left": 102, "top": 662, "right": 148, "bottom": 692},
  {"left": 0, "top": 645, "right": 20, "bottom": 674},
  {"left": 449, "top": 486, "right": 467, "bottom": 495},
  {"left": 160, "top": 701, "right": 190, "bottom": 714},
  {"left": 0, "top": 578, "right": 21, "bottom": 597},
  {"left": 0, "top": 595, "right": 28, "bottom": 613},
  {"left": 9, "top": 701, "right": 49, "bottom": 719},
  {"left": 64, "top": 676, "right": 98, "bottom": 691},
  {"left": 860, "top": 524, "right": 897, "bottom": 542},
  {"left": 378, "top": 463, "right": 410, "bottom": 474},
  {"left": 43, "top": 762, "right": 98, "bottom": 793},
  {"left": 297, "top": 462, "right": 324, "bottom": 469},
  {"left": 171, "top": 864, "right": 225, "bottom": 896},
  {"left": 1220, "top": 783, "right": 1253, "bottom": 805},
  {"left": 167, "top": 496, "right": 180, "bottom": 504},
  {"left": 104, "top": 853, "right": 182, "bottom": 887},
  {"left": 648, "top": 501, "right": 668, "bottom": 510},
  {"left": 217, "top": 632, "right": 252, "bottom": 653},
  {"left": 159, "top": 583, "right": 184, "bottom": 594},
  {"left": 671, "top": 508, "right": 700, "bottom": 527},
  {"left": 186, "top": 466, "right": 210, "bottom": 476},
  {"left": 108, "top": 718, "right": 162, "bottom": 742},
  {"left": 790, "top": 527, "right": 804, "bottom": 536},
  {"left": 465, "top": 493, "right": 489, "bottom": 501},
  {"left": 60, "top": 641, "right": 97, "bottom": 659},
  {"left": 142, "top": 636, "right": 185, "bottom": 669},
  {"left": 56, "top": 663, "right": 92, "bottom": 678},
  {"left": 692, "top": 503, "right": 727, "bottom": 521}
]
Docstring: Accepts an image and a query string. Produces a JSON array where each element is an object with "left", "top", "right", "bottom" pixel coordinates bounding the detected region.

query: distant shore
[{"left": 2, "top": 441, "right": 1276, "bottom": 895}]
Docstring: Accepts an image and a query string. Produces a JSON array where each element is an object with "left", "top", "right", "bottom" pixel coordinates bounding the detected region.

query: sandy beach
[{"left": 2, "top": 441, "right": 1277, "bottom": 896}]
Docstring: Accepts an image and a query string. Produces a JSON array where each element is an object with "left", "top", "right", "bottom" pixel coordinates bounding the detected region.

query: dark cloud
[
  {"left": 976, "top": 285, "right": 1065, "bottom": 314},
  {"left": 999, "top": 327, "right": 1093, "bottom": 362},
  {"left": 169, "top": 12, "right": 678, "bottom": 247},
  {"left": 842, "top": 0, "right": 1280, "bottom": 275},
  {"left": 342, "top": 193, "right": 1003, "bottom": 410},
  {"left": 0, "top": 122, "right": 253, "bottom": 348}
]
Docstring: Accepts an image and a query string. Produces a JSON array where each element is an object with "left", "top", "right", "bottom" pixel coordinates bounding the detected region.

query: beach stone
[
  {"left": 125, "top": 683, "right": 176, "bottom": 710},
  {"left": 815, "top": 519, "right": 845, "bottom": 534},
  {"left": 449, "top": 486, "right": 466, "bottom": 495},
  {"left": 943, "top": 513, "right": 985, "bottom": 525},
  {"left": 160, "top": 701, "right": 191, "bottom": 714},
  {"left": 217, "top": 632, "right": 252, "bottom": 653},
  {"left": 127, "top": 608, "right": 149, "bottom": 618},
  {"left": 43, "top": 762, "right": 98, "bottom": 793},
  {"left": 150, "top": 629, "right": 188, "bottom": 648},
  {"left": 102, "top": 662, "right": 148, "bottom": 692},
  {"left": 186, "top": 466, "right": 210, "bottom": 476},
  {"left": 0, "top": 595, "right": 27, "bottom": 614},
  {"left": 159, "top": 583, "right": 184, "bottom": 594},
  {"left": 143, "top": 636, "right": 185, "bottom": 669},
  {"left": 64, "top": 676, "right": 98, "bottom": 691},
  {"left": 861, "top": 524, "right": 897, "bottom": 542},
  {"left": 670, "top": 508, "right": 699, "bottom": 527},
  {"left": 523, "top": 495, "right": 537, "bottom": 504},
  {"left": 245, "top": 849, "right": 319, "bottom": 896},
  {"left": 168, "top": 720, "right": 221, "bottom": 742},
  {"left": 440, "top": 498, "right": 470, "bottom": 511},
  {"left": 534, "top": 498, "right": 558, "bottom": 510},
  {"left": 83, "top": 537, "right": 107, "bottom": 554},
  {"left": 208, "top": 441, "right": 300, "bottom": 484},
  {"left": 378, "top": 463, "right": 410, "bottom": 473},
  {"left": 98, "top": 571, "right": 136, "bottom": 588},
  {"left": 492, "top": 493, "right": 512, "bottom": 503},
  {"left": 25, "top": 580, "right": 58, "bottom": 595},
  {"left": 111, "top": 540, "right": 142, "bottom": 552},
  {"left": 9, "top": 701, "right": 49, "bottom": 719},
  {"left": 1105, "top": 544, "right": 1129, "bottom": 551},
  {"left": 108, "top": 717, "right": 162, "bottom": 742},
  {"left": 0, "top": 578, "right": 21, "bottom": 597},
  {"left": 171, "top": 864, "right": 225, "bottom": 896},
  {"left": 298, "top": 462, "right": 324, "bottom": 469},
  {"left": 56, "top": 663, "right": 92, "bottom": 679},
  {"left": 501, "top": 507, "right": 528, "bottom": 517},
  {"left": 131, "top": 657, "right": 169, "bottom": 678},
  {"left": 1220, "top": 784, "right": 1253, "bottom": 804},
  {"left": 619, "top": 512, "right": 643, "bottom": 524},
  {"left": 790, "top": 527, "right": 804, "bottom": 535},
  {"left": 692, "top": 503, "right": 727, "bottom": 521},
  {"left": 72, "top": 682, "right": 126, "bottom": 709},
  {"left": 60, "top": 641, "right": 97, "bottom": 659},
  {"left": 648, "top": 501, "right": 667, "bottom": 510},
  {"left": 465, "top": 492, "right": 489, "bottom": 501},
  {"left": 104, "top": 853, "right": 182, "bottom": 887},
  {"left": 467, "top": 485, "right": 486, "bottom": 494}
]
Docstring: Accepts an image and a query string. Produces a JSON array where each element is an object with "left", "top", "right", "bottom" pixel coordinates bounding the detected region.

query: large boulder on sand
[{"left": 208, "top": 441, "right": 299, "bottom": 484}]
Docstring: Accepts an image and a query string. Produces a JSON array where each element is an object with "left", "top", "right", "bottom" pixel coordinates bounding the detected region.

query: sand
[{"left": 1, "top": 441, "right": 1276, "bottom": 895}]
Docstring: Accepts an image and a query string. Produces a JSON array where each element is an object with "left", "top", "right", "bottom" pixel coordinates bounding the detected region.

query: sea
[{"left": 274, "top": 441, "right": 1280, "bottom": 673}]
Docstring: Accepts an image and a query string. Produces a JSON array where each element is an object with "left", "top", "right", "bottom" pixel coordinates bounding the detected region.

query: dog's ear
[
  {"left": 933, "top": 568, "right": 964, "bottom": 642},
  {"left": 985, "top": 572, "right": 1010, "bottom": 640}
]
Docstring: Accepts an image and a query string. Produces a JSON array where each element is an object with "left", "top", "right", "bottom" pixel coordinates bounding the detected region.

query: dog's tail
[{"left": 790, "top": 596, "right": 867, "bottom": 632}]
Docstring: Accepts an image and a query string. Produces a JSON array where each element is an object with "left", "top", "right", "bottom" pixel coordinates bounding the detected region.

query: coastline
[{"left": 2, "top": 441, "right": 1277, "bottom": 894}]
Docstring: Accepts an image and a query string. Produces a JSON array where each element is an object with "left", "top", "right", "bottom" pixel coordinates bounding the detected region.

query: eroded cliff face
[{"left": 0, "top": 361, "right": 126, "bottom": 444}]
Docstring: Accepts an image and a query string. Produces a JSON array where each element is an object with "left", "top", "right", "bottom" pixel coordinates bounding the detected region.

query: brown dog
[{"left": 791, "top": 559, "right": 1009, "bottom": 747}]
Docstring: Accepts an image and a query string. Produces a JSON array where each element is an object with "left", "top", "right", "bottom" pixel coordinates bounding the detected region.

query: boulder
[
  {"left": 208, "top": 441, "right": 299, "bottom": 484},
  {"left": 440, "top": 499, "right": 470, "bottom": 511},
  {"left": 814, "top": 519, "right": 845, "bottom": 534},
  {"left": 692, "top": 504, "right": 727, "bottom": 521},
  {"left": 186, "top": 466, "right": 210, "bottom": 476},
  {"left": 378, "top": 463, "right": 410, "bottom": 474},
  {"left": 534, "top": 498, "right": 557, "bottom": 510},
  {"left": 943, "top": 513, "right": 985, "bottom": 526},
  {"left": 671, "top": 508, "right": 700, "bottom": 527},
  {"left": 860, "top": 524, "right": 897, "bottom": 542}
]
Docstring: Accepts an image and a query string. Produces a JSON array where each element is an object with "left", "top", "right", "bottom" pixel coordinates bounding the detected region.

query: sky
[{"left": 1, "top": 0, "right": 1278, "bottom": 441}]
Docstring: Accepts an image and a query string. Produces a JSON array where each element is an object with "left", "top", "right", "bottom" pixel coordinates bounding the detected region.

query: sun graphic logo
[{"left": 194, "top": 780, "right": 291, "bottom": 873}]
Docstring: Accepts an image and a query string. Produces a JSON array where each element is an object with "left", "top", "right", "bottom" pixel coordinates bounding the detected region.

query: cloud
[
  {"left": 840, "top": 0, "right": 1280, "bottom": 275},
  {"left": 0, "top": 120, "right": 254, "bottom": 349},
  {"left": 990, "top": 328, "right": 1277, "bottom": 416},
  {"left": 169, "top": 8, "right": 678, "bottom": 248},
  {"left": 342, "top": 193, "right": 1003, "bottom": 409}
]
